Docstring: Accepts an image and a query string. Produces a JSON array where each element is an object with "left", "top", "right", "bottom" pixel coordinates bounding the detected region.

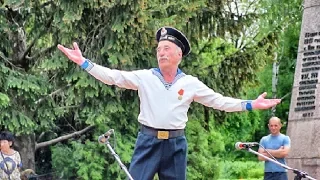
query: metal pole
[
  {"left": 246, "top": 148, "right": 316, "bottom": 180},
  {"left": 104, "top": 140, "right": 134, "bottom": 180}
]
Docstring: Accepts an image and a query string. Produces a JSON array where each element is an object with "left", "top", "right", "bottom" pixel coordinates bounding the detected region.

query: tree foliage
[
  {"left": 246, "top": 0, "right": 303, "bottom": 141},
  {"left": 0, "top": 0, "right": 303, "bottom": 179}
]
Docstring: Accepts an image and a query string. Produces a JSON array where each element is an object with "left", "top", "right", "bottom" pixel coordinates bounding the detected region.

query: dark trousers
[
  {"left": 264, "top": 172, "right": 288, "bottom": 180},
  {"left": 129, "top": 132, "right": 187, "bottom": 180}
]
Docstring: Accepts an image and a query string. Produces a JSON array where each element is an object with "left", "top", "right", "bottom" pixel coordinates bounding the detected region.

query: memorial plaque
[
  {"left": 287, "top": 0, "right": 320, "bottom": 179},
  {"left": 289, "top": 32, "right": 320, "bottom": 120}
]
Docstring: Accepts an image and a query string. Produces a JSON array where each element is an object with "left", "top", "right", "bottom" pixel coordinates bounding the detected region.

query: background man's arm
[
  {"left": 258, "top": 146, "right": 290, "bottom": 161},
  {"left": 258, "top": 147, "right": 270, "bottom": 161},
  {"left": 266, "top": 145, "right": 290, "bottom": 158}
]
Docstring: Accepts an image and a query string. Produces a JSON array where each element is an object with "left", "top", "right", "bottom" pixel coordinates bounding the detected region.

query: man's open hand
[
  {"left": 252, "top": 92, "right": 281, "bottom": 110},
  {"left": 57, "top": 42, "right": 85, "bottom": 65}
]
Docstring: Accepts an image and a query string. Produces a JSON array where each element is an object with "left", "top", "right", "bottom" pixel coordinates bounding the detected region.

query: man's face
[
  {"left": 268, "top": 118, "right": 282, "bottom": 135},
  {"left": 156, "top": 41, "right": 182, "bottom": 69}
]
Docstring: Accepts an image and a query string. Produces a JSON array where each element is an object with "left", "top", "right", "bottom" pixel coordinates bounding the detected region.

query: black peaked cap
[{"left": 156, "top": 27, "right": 191, "bottom": 56}]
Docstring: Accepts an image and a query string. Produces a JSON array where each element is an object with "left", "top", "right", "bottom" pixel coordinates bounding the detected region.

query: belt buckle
[{"left": 157, "top": 131, "right": 169, "bottom": 139}]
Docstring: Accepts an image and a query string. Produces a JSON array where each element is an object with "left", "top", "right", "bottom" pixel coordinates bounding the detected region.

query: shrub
[{"left": 219, "top": 160, "right": 264, "bottom": 179}]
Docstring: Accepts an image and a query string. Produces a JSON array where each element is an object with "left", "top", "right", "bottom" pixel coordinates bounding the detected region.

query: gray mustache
[{"left": 158, "top": 57, "right": 169, "bottom": 61}]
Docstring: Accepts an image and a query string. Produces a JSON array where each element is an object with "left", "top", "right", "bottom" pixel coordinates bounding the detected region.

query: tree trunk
[
  {"left": 15, "top": 134, "right": 36, "bottom": 170},
  {"left": 13, "top": 125, "right": 95, "bottom": 171},
  {"left": 271, "top": 52, "right": 279, "bottom": 117},
  {"left": 6, "top": 7, "right": 36, "bottom": 170}
]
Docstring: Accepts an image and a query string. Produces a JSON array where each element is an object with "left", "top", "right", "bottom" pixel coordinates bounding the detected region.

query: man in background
[{"left": 258, "top": 117, "right": 291, "bottom": 180}]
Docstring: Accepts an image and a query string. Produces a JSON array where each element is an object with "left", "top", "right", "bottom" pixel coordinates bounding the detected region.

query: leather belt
[{"left": 140, "top": 124, "right": 185, "bottom": 139}]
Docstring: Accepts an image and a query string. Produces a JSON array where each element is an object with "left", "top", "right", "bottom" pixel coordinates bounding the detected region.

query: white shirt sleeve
[
  {"left": 86, "top": 63, "right": 142, "bottom": 90},
  {"left": 193, "top": 78, "right": 244, "bottom": 112}
]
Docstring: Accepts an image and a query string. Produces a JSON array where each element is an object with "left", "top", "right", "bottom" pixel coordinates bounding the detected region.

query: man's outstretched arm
[{"left": 57, "top": 42, "right": 141, "bottom": 90}]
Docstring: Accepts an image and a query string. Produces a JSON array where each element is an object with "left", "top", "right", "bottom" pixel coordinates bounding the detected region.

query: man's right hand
[{"left": 57, "top": 42, "right": 85, "bottom": 65}]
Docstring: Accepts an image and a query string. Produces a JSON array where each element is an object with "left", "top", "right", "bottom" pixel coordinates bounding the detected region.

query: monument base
[{"left": 287, "top": 158, "right": 320, "bottom": 180}]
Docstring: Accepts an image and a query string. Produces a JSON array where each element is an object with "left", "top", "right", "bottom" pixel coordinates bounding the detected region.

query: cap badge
[{"left": 161, "top": 27, "right": 167, "bottom": 36}]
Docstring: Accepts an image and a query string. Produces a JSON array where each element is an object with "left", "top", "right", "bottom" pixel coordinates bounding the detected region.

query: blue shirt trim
[{"left": 151, "top": 68, "right": 185, "bottom": 89}]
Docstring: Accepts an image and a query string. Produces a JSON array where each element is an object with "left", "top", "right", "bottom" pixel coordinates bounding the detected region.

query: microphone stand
[
  {"left": 101, "top": 135, "right": 134, "bottom": 180},
  {"left": 244, "top": 147, "right": 316, "bottom": 180}
]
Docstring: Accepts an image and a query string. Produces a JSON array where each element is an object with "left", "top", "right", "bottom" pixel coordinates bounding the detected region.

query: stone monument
[{"left": 287, "top": 0, "right": 320, "bottom": 179}]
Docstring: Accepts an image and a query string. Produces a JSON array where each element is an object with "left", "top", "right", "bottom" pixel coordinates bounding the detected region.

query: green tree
[
  {"left": 247, "top": 0, "right": 303, "bottom": 141},
  {"left": 0, "top": 0, "right": 300, "bottom": 179}
]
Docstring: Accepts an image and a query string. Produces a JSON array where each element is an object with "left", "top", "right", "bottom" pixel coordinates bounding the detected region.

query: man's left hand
[{"left": 252, "top": 92, "right": 281, "bottom": 110}]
